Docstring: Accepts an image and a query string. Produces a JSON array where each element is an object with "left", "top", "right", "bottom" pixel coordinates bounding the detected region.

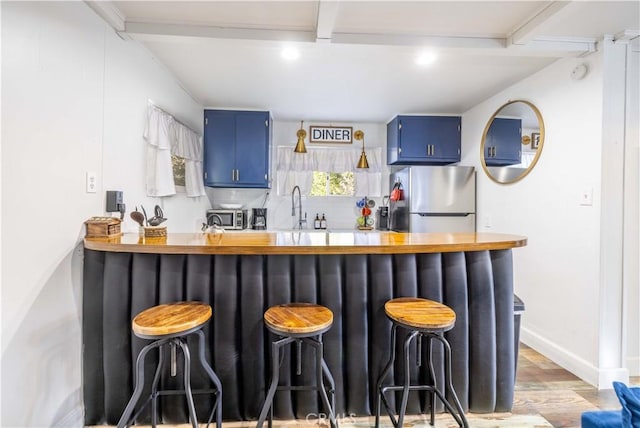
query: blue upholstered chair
[
  {"left": 581, "top": 410, "right": 622, "bottom": 428},
  {"left": 581, "top": 382, "right": 640, "bottom": 428}
]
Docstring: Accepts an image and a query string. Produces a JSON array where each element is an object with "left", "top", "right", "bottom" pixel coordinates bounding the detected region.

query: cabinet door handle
[
  {"left": 431, "top": 144, "right": 435, "bottom": 156},
  {"left": 236, "top": 169, "right": 240, "bottom": 181},
  {"left": 232, "top": 169, "right": 236, "bottom": 181}
]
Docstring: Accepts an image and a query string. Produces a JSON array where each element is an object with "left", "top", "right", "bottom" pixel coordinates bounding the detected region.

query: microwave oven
[{"left": 207, "top": 209, "right": 248, "bottom": 230}]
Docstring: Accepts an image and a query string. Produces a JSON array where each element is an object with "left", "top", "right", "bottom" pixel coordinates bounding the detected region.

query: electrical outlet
[{"left": 86, "top": 172, "right": 97, "bottom": 193}]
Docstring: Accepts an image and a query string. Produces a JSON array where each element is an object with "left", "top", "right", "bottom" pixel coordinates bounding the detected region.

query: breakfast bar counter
[{"left": 83, "top": 231, "right": 526, "bottom": 425}]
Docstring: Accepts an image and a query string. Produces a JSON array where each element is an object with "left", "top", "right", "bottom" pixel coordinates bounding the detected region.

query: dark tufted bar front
[{"left": 82, "top": 232, "right": 525, "bottom": 425}]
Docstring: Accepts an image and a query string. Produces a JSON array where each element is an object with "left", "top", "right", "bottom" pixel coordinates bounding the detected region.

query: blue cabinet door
[
  {"left": 387, "top": 115, "right": 461, "bottom": 165},
  {"left": 203, "top": 110, "right": 271, "bottom": 188},
  {"left": 234, "top": 111, "right": 270, "bottom": 187},
  {"left": 485, "top": 118, "right": 521, "bottom": 166},
  {"left": 204, "top": 110, "right": 236, "bottom": 186}
]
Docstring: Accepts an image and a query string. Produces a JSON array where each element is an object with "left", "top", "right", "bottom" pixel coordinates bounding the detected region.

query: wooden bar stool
[
  {"left": 116, "top": 301, "right": 222, "bottom": 428},
  {"left": 256, "top": 303, "right": 338, "bottom": 428},
  {"left": 375, "top": 297, "right": 468, "bottom": 428}
]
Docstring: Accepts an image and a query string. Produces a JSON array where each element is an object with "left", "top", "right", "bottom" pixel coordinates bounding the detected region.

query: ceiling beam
[
  {"left": 125, "top": 21, "right": 316, "bottom": 43},
  {"left": 84, "top": 1, "right": 126, "bottom": 33},
  {"left": 315, "top": 1, "right": 340, "bottom": 43},
  {"left": 507, "top": 2, "right": 597, "bottom": 56},
  {"left": 332, "top": 32, "right": 506, "bottom": 50},
  {"left": 508, "top": 1, "right": 573, "bottom": 46},
  {"left": 511, "top": 36, "right": 597, "bottom": 57}
]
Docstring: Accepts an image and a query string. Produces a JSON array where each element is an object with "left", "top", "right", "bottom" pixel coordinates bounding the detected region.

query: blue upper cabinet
[
  {"left": 387, "top": 115, "right": 461, "bottom": 165},
  {"left": 484, "top": 117, "right": 521, "bottom": 166},
  {"left": 204, "top": 110, "right": 271, "bottom": 188}
]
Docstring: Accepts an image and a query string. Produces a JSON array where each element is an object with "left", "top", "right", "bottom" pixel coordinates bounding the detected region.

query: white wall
[
  {"left": 623, "top": 40, "right": 639, "bottom": 376},
  {"left": 463, "top": 48, "right": 638, "bottom": 386},
  {"left": 1, "top": 2, "right": 208, "bottom": 426}
]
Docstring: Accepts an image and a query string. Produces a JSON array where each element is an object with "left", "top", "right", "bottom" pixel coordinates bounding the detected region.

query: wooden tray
[{"left": 85, "top": 217, "right": 122, "bottom": 238}]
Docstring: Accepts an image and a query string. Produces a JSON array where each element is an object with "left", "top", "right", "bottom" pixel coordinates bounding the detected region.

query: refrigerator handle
[{"left": 416, "top": 213, "right": 472, "bottom": 217}]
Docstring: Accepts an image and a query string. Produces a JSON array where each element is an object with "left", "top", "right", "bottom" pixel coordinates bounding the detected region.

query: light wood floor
[
  {"left": 104, "top": 344, "right": 638, "bottom": 427},
  {"left": 510, "top": 344, "right": 638, "bottom": 427},
  {"left": 222, "top": 344, "right": 638, "bottom": 428}
]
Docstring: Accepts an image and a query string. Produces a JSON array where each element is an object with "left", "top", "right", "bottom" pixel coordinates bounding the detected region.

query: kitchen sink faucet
[{"left": 291, "top": 185, "right": 307, "bottom": 229}]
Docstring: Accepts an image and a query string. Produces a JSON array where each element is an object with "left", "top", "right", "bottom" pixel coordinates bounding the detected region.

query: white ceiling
[{"left": 88, "top": 1, "right": 639, "bottom": 122}]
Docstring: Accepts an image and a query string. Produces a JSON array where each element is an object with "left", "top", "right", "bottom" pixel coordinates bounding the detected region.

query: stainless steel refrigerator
[{"left": 389, "top": 166, "right": 476, "bottom": 233}]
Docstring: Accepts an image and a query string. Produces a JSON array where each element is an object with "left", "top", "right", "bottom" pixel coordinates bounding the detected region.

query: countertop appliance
[
  {"left": 376, "top": 206, "right": 389, "bottom": 230},
  {"left": 389, "top": 166, "right": 476, "bottom": 233},
  {"left": 207, "top": 209, "right": 248, "bottom": 230},
  {"left": 251, "top": 208, "right": 267, "bottom": 230}
]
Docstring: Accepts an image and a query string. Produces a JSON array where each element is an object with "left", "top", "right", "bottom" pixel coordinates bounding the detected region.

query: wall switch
[
  {"left": 86, "top": 172, "right": 97, "bottom": 193},
  {"left": 580, "top": 187, "right": 593, "bottom": 206}
]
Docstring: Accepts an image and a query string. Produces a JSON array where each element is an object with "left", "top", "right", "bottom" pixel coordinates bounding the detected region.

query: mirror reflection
[{"left": 481, "top": 100, "right": 545, "bottom": 184}]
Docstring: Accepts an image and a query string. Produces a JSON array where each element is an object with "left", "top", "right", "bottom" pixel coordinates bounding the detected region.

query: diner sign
[{"left": 309, "top": 126, "right": 353, "bottom": 144}]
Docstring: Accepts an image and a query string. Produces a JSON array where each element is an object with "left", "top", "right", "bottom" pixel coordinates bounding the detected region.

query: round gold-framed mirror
[{"left": 480, "top": 100, "right": 545, "bottom": 184}]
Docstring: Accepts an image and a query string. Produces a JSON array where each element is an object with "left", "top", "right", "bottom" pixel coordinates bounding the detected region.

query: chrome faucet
[{"left": 291, "top": 185, "right": 306, "bottom": 229}]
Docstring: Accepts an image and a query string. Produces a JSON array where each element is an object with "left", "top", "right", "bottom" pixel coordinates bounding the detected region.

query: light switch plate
[
  {"left": 580, "top": 187, "right": 593, "bottom": 206},
  {"left": 86, "top": 172, "right": 97, "bottom": 193}
]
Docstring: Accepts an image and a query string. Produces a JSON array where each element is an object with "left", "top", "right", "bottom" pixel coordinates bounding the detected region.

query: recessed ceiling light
[
  {"left": 416, "top": 51, "right": 438, "bottom": 66},
  {"left": 281, "top": 46, "right": 300, "bottom": 61}
]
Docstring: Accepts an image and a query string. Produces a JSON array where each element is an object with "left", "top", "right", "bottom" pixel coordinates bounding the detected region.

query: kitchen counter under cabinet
[{"left": 83, "top": 232, "right": 526, "bottom": 424}]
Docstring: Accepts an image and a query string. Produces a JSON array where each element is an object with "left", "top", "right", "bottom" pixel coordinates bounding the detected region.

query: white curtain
[
  {"left": 144, "top": 106, "right": 175, "bottom": 197},
  {"left": 275, "top": 146, "right": 382, "bottom": 196},
  {"left": 143, "top": 104, "right": 205, "bottom": 197},
  {"left": 171, "top": 121, "right": 206, "bottom": 197}
]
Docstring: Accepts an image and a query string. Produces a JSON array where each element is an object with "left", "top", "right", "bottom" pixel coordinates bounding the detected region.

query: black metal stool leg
[
  {"left": 150, "top": 344, "right": 165, "bottom": 427},
  {"left": 309, "top": 338, "right": 337, "bottom": 428},
  {"left": 321, "top": 358, "right": 337, "bottom": 425},
  {"left": 117, "top": 340, "right": 164, "bottom": 428},
  {"left": 375, "top": 324, "right": 398, "bottom": 428},
  {"left": 432, "top": 334, "right": 468, "bottom": 428},
  {"left": 194, "top": 330, "right": 222, "bottom": 428},
  {"left": 256, "top": 336, "right": 294, "bottom": 428},
  {"left": 426, "top": 334, "right": 436, "bottom": 426},
  {"left": 397, "top": 330, "right": 420, "bottom": 428},
  {"left": 177, "top": 338, "right": 198, "bottom": 428}
]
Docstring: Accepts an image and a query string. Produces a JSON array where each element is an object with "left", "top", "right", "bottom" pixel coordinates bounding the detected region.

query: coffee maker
[
  {"left": 376, "top": 206, "right": 389, "bottom": 230},
  {"left": 251, "top": 208, "right": 267, "bottom": 230}
]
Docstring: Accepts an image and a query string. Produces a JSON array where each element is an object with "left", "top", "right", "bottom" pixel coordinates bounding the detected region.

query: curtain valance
[
  {"left": 143, "top": 104, "right": 205, "bottom": 197},
  {"left": 275, "top": 146, "right": 382, "bottom": 196}
]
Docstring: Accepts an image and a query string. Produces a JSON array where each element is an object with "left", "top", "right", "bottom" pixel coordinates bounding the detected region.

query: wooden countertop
[{"left": 84, "top": 231, "right": 527, "bottom": 255}]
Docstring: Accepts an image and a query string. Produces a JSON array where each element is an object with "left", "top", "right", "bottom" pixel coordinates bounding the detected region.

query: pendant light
[
  {"left": 293, "top": 120, "right": 307, "bottom": 153},
  {"left": 354, "top": 130, "right": 369, "bottom": 169}
]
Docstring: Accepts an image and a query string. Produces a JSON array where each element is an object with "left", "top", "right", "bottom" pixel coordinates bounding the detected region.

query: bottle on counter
[
  {"left": 320, "top": 213, "right": 327, "bottom": 230},
  {"left": 314, "top": 213, "right": 321, "bottom": 229}
]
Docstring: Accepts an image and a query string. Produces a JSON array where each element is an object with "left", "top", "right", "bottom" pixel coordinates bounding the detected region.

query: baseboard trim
[
  {"left": 52, "top": 404, "right": 83, "bottom": 428},
  {"left": 520, "top": 327, "right": 628, "bottom": 389},
  {"left": 626, "top": 356, "right": 640, "bottom": 376}
]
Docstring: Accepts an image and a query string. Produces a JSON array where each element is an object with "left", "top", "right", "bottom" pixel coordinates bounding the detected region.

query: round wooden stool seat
[
  {"left": 385, "top": 297, "right": 456, "bottom": 332},
  {"left": 132, "top": 301, "right": 212, "bottom": 338},
  {"left": 264, "top": 303, "right": 333, "bottom": 336}
]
